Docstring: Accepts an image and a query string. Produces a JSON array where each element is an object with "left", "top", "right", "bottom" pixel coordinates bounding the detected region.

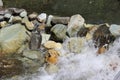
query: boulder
[
  {"left": 37, "top": 13, "right": 47, "bottom": 22},
  {"left": 109, "top": 24, "right": 120, "bottom": 37},
  {"left": 66, "top": 14, "right": 85, "bottom": 37},
  {"left": 44, "top": 41, "right": 62, "bottom": 49},
  {"left": 0, "top": 24, "right": 29, "bottom": 57},
  {"left": 50, "top": 24, "right": 67, "bottom": 42},
  {"left": 65, "top": 37, "right": 86, "bottom": 53}
]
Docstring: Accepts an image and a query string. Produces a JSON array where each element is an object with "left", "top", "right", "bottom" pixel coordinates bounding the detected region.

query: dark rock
[{"left": 77, "top": 26, "right": 89, "bottom": 37}]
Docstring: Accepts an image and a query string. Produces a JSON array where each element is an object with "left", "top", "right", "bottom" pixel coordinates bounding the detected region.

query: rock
[
  {"left": 37, "top": 13, "right": 47, "bottom": 22},
  {"left": 44, "top": 41, "right": 62, "bottom": 49},
  {"left": 51, "top": 16, "right": 70, "bottom": 25},
  {"left": 0, "top": 58, "right": 24, "bottom": 78},
  {"left": 0, "top": 0, "right": 3, "bottom": 7},
  {"left": 0, "top": 15, "right": 4, "bottom": 21},
  {"left": 50, "top": 24, "right": 67, "bottom": 42},
  {"left": 46, "top": 15, "right": 53, "bottom": 26},
  {"left": 45, "top": 49, "right": 60, "bottom": 64},
  {"left": 23, "top": 50, "right": 42, "bottom": 60},
  {"left": 77, "top": 26, "right": 89, "bottom": 37},
  {"left": 22, "top": 17, "right": 35, "bottom": 30},
  {"left": 0, "top": 24, "right": 29, "bottom": 57},
  {"left": 9, "top": 16, "right": 22, "bottom": 23},
  {"left": 38, "top": 22, "right": 46, "bottom": 31},
  {"left": 29, "top": 30, "right": 42, "bottom": 50},
  {"left": 4, "top": 13, "right": 12, "bottom": 19},
  {"left": 28, "top": 12, "right": 38, "bottom": 20},
  {"left": 41, "top": 33, "right": 51, "bottom": 44},
  {"left": 65, "top": 37, "right": 86, "bottom": 53},
  {"left": 109, "top": 24, "right": 120, "bottom": 37},
  {"left": 0, "top": 21, "right": 7, "bottom": 28},
  {"left": 66, "top": 14, "right": 85, "bottom": 37},
  {"left": 93, "top": 24, "right": 115, "bottom": 48},
  {"left": 45, "top": 64, "right": 59, "bottom": 74},
  {"left": 19, "top": 10, "right": 27, "bottom": 18}
]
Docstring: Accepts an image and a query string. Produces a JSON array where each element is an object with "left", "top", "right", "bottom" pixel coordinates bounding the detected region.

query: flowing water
[{"left": 3, "top": 37, "right": 120, "bottom": 80}]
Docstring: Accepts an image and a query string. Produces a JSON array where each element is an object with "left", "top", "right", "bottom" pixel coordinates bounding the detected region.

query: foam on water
[{"left": 6, "top": 38, "right": 120, "bottom": 80}]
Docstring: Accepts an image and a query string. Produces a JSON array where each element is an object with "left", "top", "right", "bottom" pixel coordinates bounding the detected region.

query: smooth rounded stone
[
  {"left": 0, "top": 24, "right": 29, "bottom": 57},
  {"left": 109, "top": 24, "right": 120, "bottom": 36},
  {"left": 45, "top": 64, "right": 59, "bottom": 74},
  {"left": 23, "top": 50, "right": 43, "bottom": 60},
  {"left": 19, "top": 10, "right": 27, "bottom": 18},
  {"left": 67, "top": 14, "right": 85, "bottom": 37},
  {"left": 10, "top": 16, "right": 22, "bottom": 23},
  {"left": 0, "top": 58, "right": 24, "bottom": 78},
  {"left": 45, "top": 49, "right": 60, "bottom": 64},
  {"left": 46, "top": 15, "right": 53, "bottom": 26},
  {"left": 50, "top": 24, "right": 67, "bottom": 42},
  {"left": 65, "top": 37, "right": 86, "bottom": 53},
  {"left": 41, "top": 33, "right": 51, "bottom": 44},
  {"left": 28, "top": 12, "right": 38, "bottom": 20},
  {"left": 37, "top": 13, "right": 47, "bottom": 22},
  {"left": 51, "top": 16, "right": 70, "bottom": 25},
  {"left": 22, "top": 17, "right": 35, "bottom": 30},
  {"left": 0, "top": 21, "right": 7, "bottom": 28},
  {"left": 44, "top": 41, "right": 62, "bottom": 49},
  {"left": 4, "top": 13, "right": 12, "bottom": 19},
  {"left": 0, "top": 0, "right": 3, "bottom": 7}
]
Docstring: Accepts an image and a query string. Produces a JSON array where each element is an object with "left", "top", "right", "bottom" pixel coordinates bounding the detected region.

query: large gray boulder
[
  {"left": 0, "top": 24, "right": 29, "bottom": 57},
  {"left": 67, "top": 14, "right": 85, "bottom": 37}
]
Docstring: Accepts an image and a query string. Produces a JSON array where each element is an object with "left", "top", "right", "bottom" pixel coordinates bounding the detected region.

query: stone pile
[{"left": 0, "top": 7, "right": 119, "bottom": 78}]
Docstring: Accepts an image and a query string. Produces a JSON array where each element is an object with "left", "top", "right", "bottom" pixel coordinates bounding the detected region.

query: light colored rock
[
  {"left": 65, "top": 37, "right": 86, "bottom": 53},
  {"left": 0, "top": 24, "right": 29, "bottom": 57},
  {"left": 41, "top": 33, "right": 51, "bottom": 44},
  {"left": 37, "top": 13, "right": 47, "bottom": 22},
  {"left": 46, "top": 15, "right": 53, "bottom": 26},
  {"left": 51, "top": 24, "right": 67, "bottom": 41},
  {"left": 0, "top": 21, "right": 7, "bottom": 28},
  {"left": 10, "top": 16, "right": 22, "bottom": 23},
  {"left": 45, "top": 64, "right": 59, "bottom": 74},
  {"left": 67, "top": 14, "right": 85, "bottom": 37},
  {"left": 20, "top": 10, "right": 27, "bottom": 18},
  {"left": 0, "top": 0, "right": 3, "bottom": 7},
  {"left": 44, "top": 41, "right": 62, "bottom": 49},
  {"left": 23, "top": 50, "right": 41, "bottom": 60},
  {"left": 109, "top": 24, "right": 120, "bottom": 36},
  {"left": 22, "top": 17, "right": 35, "bottom": 30},
  {"left": 4, "top": 13, "right": 12, "bottom": 19}
]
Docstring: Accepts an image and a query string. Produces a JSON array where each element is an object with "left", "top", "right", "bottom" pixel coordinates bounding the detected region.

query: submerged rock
[
  {"left": 67, "top": 14, "right": 85, "bottom": 37},
  {"left": 0, "top": 58, "right": 24, "bottom": 78},
  {"left": 50, "top": 24, "right": 67, "bottom": 42},
  {"left": 0, "top": 24, "right": 29, "bottom": 57}
]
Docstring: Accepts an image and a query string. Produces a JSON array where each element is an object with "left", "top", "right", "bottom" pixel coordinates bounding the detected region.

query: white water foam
[{"left": 6, "top": 38, "right": 120, "bottom": 80}]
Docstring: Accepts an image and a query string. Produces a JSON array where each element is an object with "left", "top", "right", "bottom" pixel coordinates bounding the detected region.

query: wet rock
[
  {"left": 37, "top": 13, "right": 47, "bottom": 22},
  {"left": 45, "top": 49, "right": 60, "bottom": 64},
  {"left": 28, "top": 12, "right": 38, "bottom": 21},
  {"left": 44, "top": 41, "right": 62, "bottom": 49},
  {"left": 50, "top": 24, "right": 67, "bottom": 42},
  {"left": 45, "top": 64, "right": 59, "bottom": 74},
  {"left": 19, "top": 10, "right": 27, "bottom": 18},
  {"left": 77, "top": 26, "right": 89, "bottom": 37},
  {"left": 93, "top": 24, "right": 115, "bottom": 48},
  {"left": 0, "top": 58, "right": 24, "bottom": 78},
  {"left": 29, "top": 30, "right": 42, "bottom": 50},
  {"left": 66, "top": 14, "right": 85, "bottom": 37},
  {"left": 65, "top": 37, "right": 86, "bottom": 53},
  {"left": 22, "top": 17, "right": 35, "bottom": 30},
  {"left": 51, "top": 16, "right": 70, "bottom": 25},
  {"left": 109, "top": 24, "right": 120, "bottom": 37},
  {"left": 0, "top": 24, "right": 29, "bottom": 57}
]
